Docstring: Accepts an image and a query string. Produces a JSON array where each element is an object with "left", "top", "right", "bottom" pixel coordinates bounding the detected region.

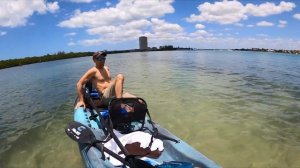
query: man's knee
[{"left": 116, "top": 74, "right": 124, "bottom": 81}]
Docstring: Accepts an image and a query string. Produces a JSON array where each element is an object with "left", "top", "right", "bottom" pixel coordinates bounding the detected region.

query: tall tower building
[{"left": 139, "top": 36, "right": 148, "bottom": 50}]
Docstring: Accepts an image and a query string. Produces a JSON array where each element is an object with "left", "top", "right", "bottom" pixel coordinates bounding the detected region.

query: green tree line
[
  {"left": 0, "top": 51, "right": 94, "bottom": 69},
  {"left": 0, "top": 48, "right": 195, "bottom": 70}
]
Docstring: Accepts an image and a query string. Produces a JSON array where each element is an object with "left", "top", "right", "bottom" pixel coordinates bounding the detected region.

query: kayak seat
[
  {"left": 108, "top": 98, "right": 147, "bottom": 134},
  {"left": 82, "top": 79, "right": 112, "bottom": 108},
  {"left": 107, "top": 98, "right": 179, "bottom": 143}
]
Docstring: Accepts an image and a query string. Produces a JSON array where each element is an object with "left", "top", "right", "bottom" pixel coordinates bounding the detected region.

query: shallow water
[{"left": 0, "top": 50, "right": 299, "bottom": 167}]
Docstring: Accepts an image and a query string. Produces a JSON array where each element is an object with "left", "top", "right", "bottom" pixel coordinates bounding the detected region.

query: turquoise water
[{"left": 0, "top": 50, "right": 299, "bottom": 167}]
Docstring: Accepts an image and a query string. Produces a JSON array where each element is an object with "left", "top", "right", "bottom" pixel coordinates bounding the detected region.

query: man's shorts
[{"left": 102, "top": 81, "right": 116, "bottom": 99}]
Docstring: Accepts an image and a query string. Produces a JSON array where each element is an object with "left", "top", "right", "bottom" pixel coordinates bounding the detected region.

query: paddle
[
  {"left": 65, "top": 121, "right": 155, "bottom": 168},
  {"left": 86, "top": 96, "right": 131, "bottom": 156},
  {"left": 65, "top": 121, "right": 96, "bottom": 144}
]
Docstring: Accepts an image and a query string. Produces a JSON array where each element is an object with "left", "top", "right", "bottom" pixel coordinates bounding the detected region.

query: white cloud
[
  {"left": 279, "top": 20, "right": 287, "bottom": 24},
  {"left": 195, "top": 24, "right": 205, "bottom": 29},
  {"left": 245, "top": 1, "right": 295, "bottom": 17},
  {"left": 0, "top": 31, "right": 7, "bottom": 36},
  {"left": 46, "top": 2, "right": 59, "bottom": 13},
  {"left": 86, "top": 19, "right": 150, "bottom": 42},
  {"left": 186, "top": 1, "right": 295, "bottom": 24},
  {"left": 83, "top": 17, "right": 187, "bottom": 46},
  {"left": 87, "top": 26, "right": 118, "bottom": 35},
  {"left": 185, "top": 36, "right": 300, "bottom": 50},
  {"left": 57, "top": 0, "right": 299, "bottom": 50},
  {"left": 235, "top": 23, "right": 244, "bottom": 27},
  {"left": 144, "top": 18, "right": 188, "bottom": 43},
  {"left": 293, "top": 13, "right": 300, "bottom": 20},
  {"left": 58, "top": 0, "right": 174, "bottom": 28},
  {"left": 187, "top": 1, "right": 247, "bottom": 24},
  {"left": 88, "top": 26, "right": 141, "bottom": 41},
  {"left": 68, "top": 42, "right": 76, "bottom": 46},
  {"left": 190, "top": 29, "right": 211, "bottom": 38},
  {"left": 256, "top": 21, "right": 274, "bottom": 27},
  {"left": 65, "top": 32, "right": 77, "bottom": 36},
  {"left": 278, "top": 20, "right": 287, "bottom": 28},
  {"left": 151, "top": 18, "right": 183, "bottom": 33},
  {"left": 69, "top": 0, "right": 95, "bottom": 3},
  {"left": 80, "top": 38, "right": 105, "bottom": 46},
  {"left": 0, "top": 0, "right": 59, "bottom": 27},
  {"left": 82, "top": 18, "right": 184, "bottom": 46}
]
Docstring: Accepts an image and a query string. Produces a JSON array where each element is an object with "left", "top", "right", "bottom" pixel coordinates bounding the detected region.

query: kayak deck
[{"left": 74, "top": 107, "right": 220, "bottom": 168}]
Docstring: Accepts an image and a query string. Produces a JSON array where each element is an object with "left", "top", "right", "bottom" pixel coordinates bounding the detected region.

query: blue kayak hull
[{"left": 74, "top": 107, "right": 220, "bottom": 168}]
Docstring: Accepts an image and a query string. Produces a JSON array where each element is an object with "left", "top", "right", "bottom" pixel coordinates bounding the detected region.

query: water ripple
[{"left": 1, "top": 51, "right": 300, "bottom": 167}]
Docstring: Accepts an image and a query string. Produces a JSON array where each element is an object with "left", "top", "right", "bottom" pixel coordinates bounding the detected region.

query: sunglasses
[{"left": 95, "top": 56, "right": 106, "bottom": 62}]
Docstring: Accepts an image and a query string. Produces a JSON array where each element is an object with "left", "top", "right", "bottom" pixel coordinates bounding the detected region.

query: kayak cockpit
[{"left": 66, "top": 83, "right": 221, "bottom": 168}]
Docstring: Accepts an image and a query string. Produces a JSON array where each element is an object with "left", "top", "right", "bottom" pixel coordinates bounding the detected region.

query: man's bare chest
[{"left": 94, "top": 70, "right": 110, "bottom": 82}]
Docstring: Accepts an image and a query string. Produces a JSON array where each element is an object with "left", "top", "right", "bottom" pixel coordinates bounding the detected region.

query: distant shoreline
[
  {"left": 232, "top": 48, "right": 300, "bottom": 54},
  {"left": 1, "top": 47, "right": 299, "bottom": 70},
  {"left": 0, "top": 47, "right": 192, "bottom": 70}
]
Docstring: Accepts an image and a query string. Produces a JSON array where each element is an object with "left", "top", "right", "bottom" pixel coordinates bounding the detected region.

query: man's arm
[{"left": 76, "top": 68, "right": 96, "bottom": 108}]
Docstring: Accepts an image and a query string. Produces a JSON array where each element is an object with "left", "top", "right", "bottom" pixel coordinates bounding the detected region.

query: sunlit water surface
[{"left": 0, "top": 51, "right": 299, "bottom": 168}]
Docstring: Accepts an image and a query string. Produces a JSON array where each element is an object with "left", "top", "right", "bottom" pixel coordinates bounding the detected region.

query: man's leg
[
  {"left": 122, "top": 92, "right": 136, "bottom": 98},
  {"left": 115, "top": 74, "right": 124, "bottom": 98}
]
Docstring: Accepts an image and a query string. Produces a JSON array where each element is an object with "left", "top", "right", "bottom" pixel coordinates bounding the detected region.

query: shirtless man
[{"left": 75, "top": 51, "right": 134, "bottom": 109}]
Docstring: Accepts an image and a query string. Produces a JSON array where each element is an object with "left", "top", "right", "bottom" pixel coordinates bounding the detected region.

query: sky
[{"left": 1, "top": 0, "right": 300, "bottom": 60}]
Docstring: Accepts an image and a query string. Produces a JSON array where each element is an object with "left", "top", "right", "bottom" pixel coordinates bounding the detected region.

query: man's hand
[{"left": 75, "top": 100, "right": 86, "bottom": 109}]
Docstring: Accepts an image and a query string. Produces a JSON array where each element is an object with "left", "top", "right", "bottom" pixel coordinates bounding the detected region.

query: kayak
[{"left": 67, "top": 89, "right": 221, "bottom": 168}]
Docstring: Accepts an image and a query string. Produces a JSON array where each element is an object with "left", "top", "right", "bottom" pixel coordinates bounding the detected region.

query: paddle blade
[{"left": 65, "top": 121, "right": 95, "bottom": 144}]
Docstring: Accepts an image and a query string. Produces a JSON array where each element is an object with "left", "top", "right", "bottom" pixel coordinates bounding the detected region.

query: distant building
[{"left": 139, "top": 36, "right": 148, "bottom": 50}]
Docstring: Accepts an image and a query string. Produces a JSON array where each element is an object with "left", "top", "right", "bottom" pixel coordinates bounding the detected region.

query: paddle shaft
[
  {"left": 88, "top": 97, "right": 130, "bottom": 156},
  {"left": 94, "top": 143, "right": 130, "bottom": 166}
]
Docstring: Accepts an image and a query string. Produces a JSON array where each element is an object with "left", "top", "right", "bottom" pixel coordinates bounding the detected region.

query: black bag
[{"left": 108, "top": 98, "right": 148, "bottom": 133}]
